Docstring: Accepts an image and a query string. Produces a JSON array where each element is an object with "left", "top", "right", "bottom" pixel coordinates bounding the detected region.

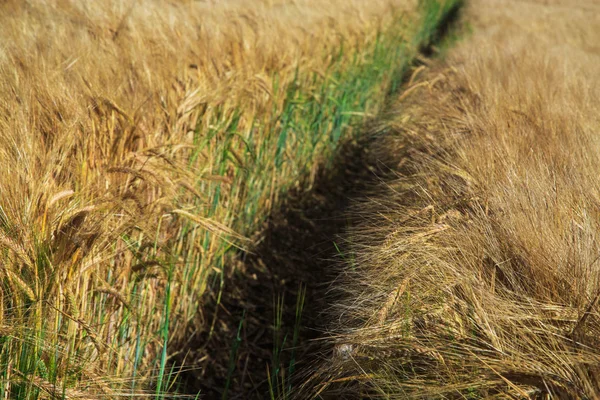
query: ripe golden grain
[
  {"left": 321, "top": 0, "right": 600, "bottom": 397},
  {"left": 0, "top": 0, "right": 426, "bottom": 395}
]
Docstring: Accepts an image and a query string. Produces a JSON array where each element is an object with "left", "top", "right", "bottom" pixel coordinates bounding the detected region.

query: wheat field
[
  {"left": 0, "top": 0, "right": 465, "bottom": 398},
  {"left": 317, "top": 0, "right": 600, "bottom": 398}
]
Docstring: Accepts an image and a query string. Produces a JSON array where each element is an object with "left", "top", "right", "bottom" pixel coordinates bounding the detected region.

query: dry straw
[
  {"left": 0, "top": 0, "right": 428, "bottom": 396},
  {"left": 318, "top": 0, "right": 600, "bottom": 398}
]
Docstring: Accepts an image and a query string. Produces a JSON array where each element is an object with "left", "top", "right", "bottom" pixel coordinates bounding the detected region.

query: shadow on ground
[{"left": 176, "top": 127, "right": 394, "bottom": 398}]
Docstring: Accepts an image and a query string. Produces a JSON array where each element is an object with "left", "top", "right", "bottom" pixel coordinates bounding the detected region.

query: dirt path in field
[
  {"left": 171, "top": 6, "right": 463, "bottom": 399},
  {"left": 175, "top": 46, "right": 456, "bottom": 400}
]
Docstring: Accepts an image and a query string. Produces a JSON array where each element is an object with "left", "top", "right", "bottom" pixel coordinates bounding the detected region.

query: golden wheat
[
  {"left": 319, "top": 0, "right": 600, "bottom": 398},
  {"left": 0, "top": 0, "right": 437, "bottom": 396}
]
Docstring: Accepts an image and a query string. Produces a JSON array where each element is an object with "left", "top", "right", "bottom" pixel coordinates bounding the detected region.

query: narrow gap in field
[{"left": 173, "top": 6, "right": 464, "bottom": 398}]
